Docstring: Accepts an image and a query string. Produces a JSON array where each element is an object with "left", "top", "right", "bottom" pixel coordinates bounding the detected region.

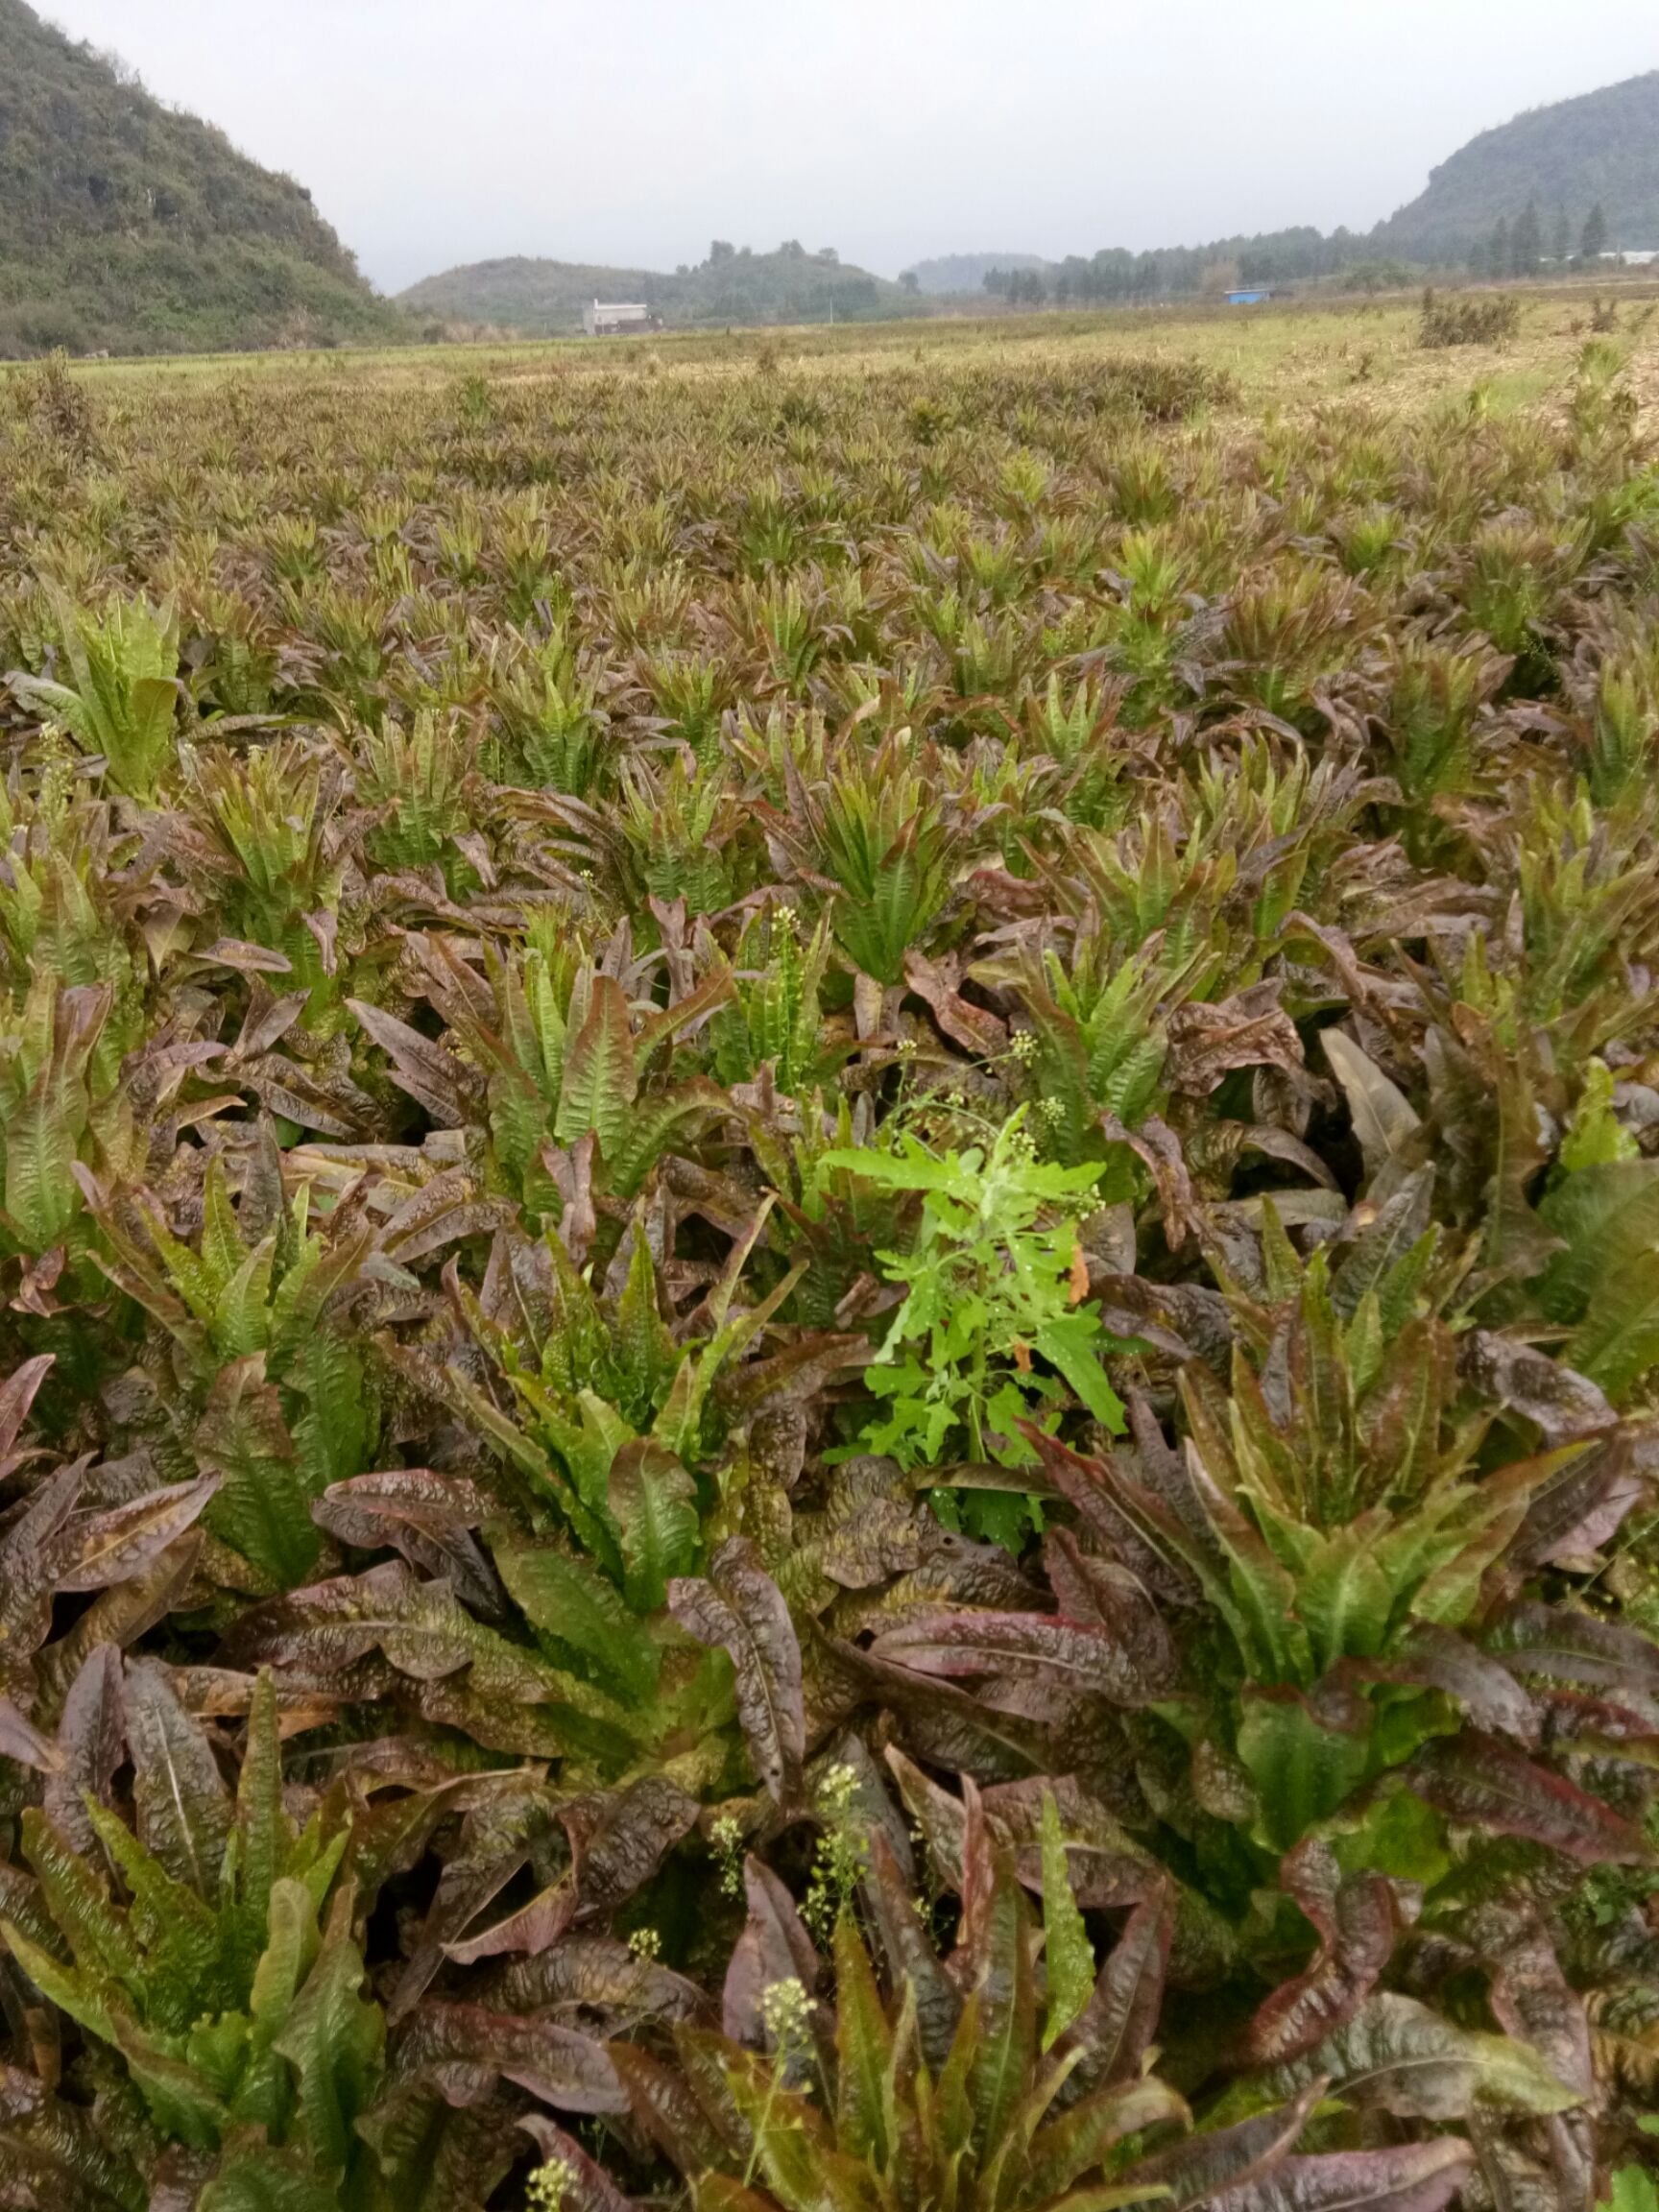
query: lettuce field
[{"left": 2, "top": 310, "right": 1659, "bottom": 2211}]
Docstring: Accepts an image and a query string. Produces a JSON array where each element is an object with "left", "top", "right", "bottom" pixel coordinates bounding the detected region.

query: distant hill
[
  {"left": 903, "top": 252, "right": 1050, "bottom": 297},
  {"left": 1376, "top": 72, "right": 1659, "bottom": 258},
  {"left": 399, "top": 244, "right": 921, "bottom": 333},
  {"left": 0, "top": 0, "right": 400, "bottom": 356}
]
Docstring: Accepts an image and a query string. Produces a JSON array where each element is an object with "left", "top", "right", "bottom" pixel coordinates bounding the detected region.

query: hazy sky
[{"left": 36, "top": 1, "right": 1659, "bottom": 293}]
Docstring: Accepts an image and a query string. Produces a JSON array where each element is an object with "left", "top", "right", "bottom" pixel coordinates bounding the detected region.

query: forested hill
[
  {"left": 399, "top": 244, "right": 920, "bottom": 333},
  {"left": 1376, "top": 72, "right": 1659, "bottom": 257},
  {"left": 0, "top": 0, "right": 400, "bottom": 356}
]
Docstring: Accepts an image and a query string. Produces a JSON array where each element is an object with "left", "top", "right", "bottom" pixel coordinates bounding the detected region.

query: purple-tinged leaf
[
  {"left": 388, "top": 1848, "right": 529, "bottom": 2021},
  {"left": 1511, "top": 1425, "right": 1648, "bottom": 1569},
  {"left": 312, "top": 1470, "right": 503, "bottom": 1615},
  {"left": 1054, "top": 1876, "right": 1174, "bottom": 2093},
  {"left": 1408, "top": 1731, "right": 1651, "bottom": 1863},
  {"left": 1490, "top": 1599, "right": 1659, "bottom": 1695},
  {"left": 1243, "top": 1990, "right": 1578, "bottom": 2119},
  {"left": 1537, "top": 1685, "right": 1659, "bottom": 1765},
  {"left": 443, "top": 1876, "right": 576, "bottom": 1968},
  {"left": 612, "top": 2038, "right": 738, "bottom": 2176},
  {"left": 122, "top": 1657, "right": 231, "bottom": 1898},
  {"left": 1206, "top": 2141, "right": 1475, "bottom": 2212},
  {"left": 954, "top": 1776, "right": 1038, "bottom": 2162},
  {"left": 477, "top": 1934, "right": 706, "bottom": 2025},
  {"left": 670, "top": 1539, "right": 803, "bottom": 1805},
  {"left": 1463, "top": 1332, "right": 1618, "bottom": 1442},
  {"left": 518, "top": 2115, "right": 637, "bottom": 2212},
  {"left": 0, "top": 1354, "right": 53, "bottom": 1476},
  {"left": 1125, "top": 2080, "right": 1326, "bottom": 2206},
  {"left": 0, "top": 1462, "right": 84, "bottom": 1691},
  {"left": 397, "top": 2002, "right": 626, "bottom": 2113},
  {"left": 42, "top": 1644, "right": 123, "bottom": 1855},
  {"left": 1025, "top": 1422, "right": 1211, "bottom": 1608},
  {"left": 884, "top": 1744, "right": 966, "bottom": 1888},
  {"left": 1245, "top": 1839, "right": 1405, "bottom": 2065},
  {"left": 0, "top": 1695, "right": 59, "bottom": 1770},
  {"left": 1358, "top": 1621, "right": 1537, "bottom": 1745},
  {"left": 1472, "top": 1901, "right": 1593, "bottom": 2100},
  {"left": 1022, "top": 2075, "right": 1190, "bottom": 2203},
  {"left": 723, "top": 1857, "right": 825, "bottom": 2065},
  {"left": 348, "top": 998, "right": 482, "bottom": 1127},
  {"left": 35, "top": 1530, "right": 203, "bottom": 1717},
  {"left": 861, "top": 1828, "right": 961, "bottom": 2072},
  {"left": 870, "top": 1605, "right": 1177, "bottom": 1706},
  {"left": 568, "top": 1775, "right": 701, "bottom": 1915}
]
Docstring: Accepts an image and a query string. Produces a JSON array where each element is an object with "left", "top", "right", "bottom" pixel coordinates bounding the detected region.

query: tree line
[{"left": 977, "top": 201, "right": 1623, "bottom": 307}]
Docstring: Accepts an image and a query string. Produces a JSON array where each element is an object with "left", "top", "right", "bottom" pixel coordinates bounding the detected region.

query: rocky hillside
[{"left": 0, "top": 0, "right": 401, "bottom": 356}]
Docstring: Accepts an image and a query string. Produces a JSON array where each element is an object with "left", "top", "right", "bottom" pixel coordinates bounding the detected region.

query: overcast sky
[{"left": 36, "top": 0, "right": 1659, "bottom": 293}]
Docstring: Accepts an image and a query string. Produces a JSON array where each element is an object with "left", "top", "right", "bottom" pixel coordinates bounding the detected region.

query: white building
[
  {"left": 583, "top": 301, "right": 657, "bottom": 337},
  {"left": 1599, "top": 250, "right": 1659, "bottom": 268}
]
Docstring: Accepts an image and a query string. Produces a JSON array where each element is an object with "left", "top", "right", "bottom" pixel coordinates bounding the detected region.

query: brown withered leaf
[
  {"left": 1463, "top": 1331, "right": 1618, "bottom": 1442},
  {"left": 1166, "top": 982, "right": 1304, "bottom": 1096},
  {"left": 34, "top": 1531, "right": 204, "bottom": 1718},
  {"left": 57, "top": 1471, "right": 221, "bottom": 1592},
  {"left": 903, "top": 948, "right": 1009, "bottom": 1056}
]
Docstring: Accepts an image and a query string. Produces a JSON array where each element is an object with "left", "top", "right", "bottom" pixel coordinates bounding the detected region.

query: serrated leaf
[
  {"left": 555, "top": 974, "right": 637, "bottom": 1156},
  {"left": 608, "top": 1439, "right": 699, "bottom": 1612},
  {"left": 494, "top": 1540, "right": 661, "bottom": 1707},
  {"left": 271, "top": 1890, "right": 384, "bottom": 2171},
  {"left": 1039, "top": 1789, "right": 1094, "bottom": 2051}
]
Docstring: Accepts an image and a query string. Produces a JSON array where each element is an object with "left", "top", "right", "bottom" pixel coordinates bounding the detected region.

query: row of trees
[
  {"left": 976, "top": 201, "right": 1623, "bottom": 310},
  {"left": 1468, "top": 201, "right": 1610, "bottom": 279},
  {"left": 980, "top": 226, "right": 1385, "bottom": 306}
]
